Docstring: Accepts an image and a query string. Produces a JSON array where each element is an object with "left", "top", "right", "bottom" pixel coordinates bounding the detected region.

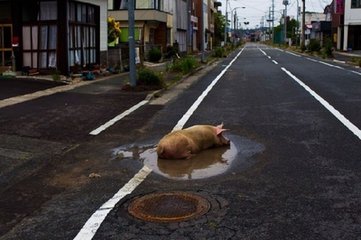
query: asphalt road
[{"left": 1, "top": 42, "right": 361, "bottom": 240}]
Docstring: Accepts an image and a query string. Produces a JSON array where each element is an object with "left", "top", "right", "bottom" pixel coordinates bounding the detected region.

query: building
[
  {"left": 195, "top": 0, "right": 218, "bottom": 51},
  {"left": 0, "top": 0, "right": 108, "bottom": 75},
  {"left": 343, "top": 0, "right": 361, "bottom": 50},
  {"left": 108, "top": 0, "right": 174, "bottom": 56},
  {"left": 331, "top": 0, "right": 361, "bottom": 51}
]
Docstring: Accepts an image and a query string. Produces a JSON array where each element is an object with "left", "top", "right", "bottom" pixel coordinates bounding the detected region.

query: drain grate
[{"left": 128, "top": 192, "right": 210, "bottom": 222}]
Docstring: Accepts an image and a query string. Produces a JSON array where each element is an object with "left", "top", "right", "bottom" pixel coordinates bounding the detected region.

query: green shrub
[
  {"left": 137, "top": 68, "right": 163, "bottom": 86},
  {"left": 351, "top": 57, "right": 361, "bottom": 67},
  {"left": 170, "top": 56, "right": 199, "bottom": 74},
  {"left": 321, "top": 37, "right": 333, "bottom": 58},
  {"left": 147, "top": 48, "right": 162, "bottom": 62},
  {"left": 213, "top": 47, "right": 225, "bottom": 58},
  {"left": 308, "top": 39, "right": 321, "bottom": 52}
]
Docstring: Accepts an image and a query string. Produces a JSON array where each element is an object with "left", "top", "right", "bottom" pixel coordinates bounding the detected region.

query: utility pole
[
  {"left": 187, "top": 0, "right": 192, "bottom": 54},
  {"left": 201, "top": 0, "right": 205, "bottom": 62},
  {"left": 301, "top": 0, "right": 306, "bottom": 50},
  {"left": 272, "top": 0, "right": 275, "bottom": 43},
  {"left": 224, "top": 0, "right": 228, "bottom": 46},
  {"left": 296, "top": 0, "right": 299, "bottom": 45},
  {"left": 128, "top": 0, "right": 136, "bottom": 87},
  {"left": 283, "top": 0, "right": 289, "bottom": 44}
]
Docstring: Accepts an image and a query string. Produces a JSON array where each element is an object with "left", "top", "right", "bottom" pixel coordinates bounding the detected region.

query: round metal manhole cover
[{"left": 128, "top": 192, "right": 210, "bottom": 222}]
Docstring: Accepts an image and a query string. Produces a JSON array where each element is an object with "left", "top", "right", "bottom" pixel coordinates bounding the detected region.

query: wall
[{"left": 344, "top": 0, "right": 361, "bottom": 25}]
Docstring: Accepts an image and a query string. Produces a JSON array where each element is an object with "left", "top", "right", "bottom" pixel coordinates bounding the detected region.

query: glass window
[
  {"left": 40, "top": 26, "right": 48, "bottom": 50},
  {"left": 351, "top": 0, "right": 361, "bottom": 8},
  {"left": 68, "top": 2, "right": 98, "bottom": 67},
  {"left": 22, "top": 27, "right": 31, "bottom": 50},
  {"left": 115, "top": 0, "right": 128, "bottom": 9},
  {"left": 136, "top": 0, "right": 154, "bottom": 9}
]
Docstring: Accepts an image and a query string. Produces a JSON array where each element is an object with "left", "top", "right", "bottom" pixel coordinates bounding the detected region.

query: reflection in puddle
[{"left": 113, "top": 135, "right": 264, "bottom": 180}]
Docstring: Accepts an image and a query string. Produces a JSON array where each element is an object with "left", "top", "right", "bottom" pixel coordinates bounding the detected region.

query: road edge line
[{"left": 281, "top": 67, "right": 361, "bottom": 141}]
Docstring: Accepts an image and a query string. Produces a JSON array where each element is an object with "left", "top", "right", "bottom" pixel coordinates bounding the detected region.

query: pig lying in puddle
[{"left": 157, "top": 124, "right": 230, "bottom": 159}]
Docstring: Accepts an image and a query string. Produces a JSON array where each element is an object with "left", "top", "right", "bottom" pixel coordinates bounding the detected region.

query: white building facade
[{"left": 343, "top": 0, "right": 361, "bottom": 50}]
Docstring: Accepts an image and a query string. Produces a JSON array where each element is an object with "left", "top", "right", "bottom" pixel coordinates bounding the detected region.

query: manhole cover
[{"left": 128, "top": 192, "right": 210, "bottom": 222}]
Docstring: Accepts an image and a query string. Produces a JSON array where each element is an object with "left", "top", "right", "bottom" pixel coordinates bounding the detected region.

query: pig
[{"left": 156, "top": 123, "right": 230, "bottom": 159}]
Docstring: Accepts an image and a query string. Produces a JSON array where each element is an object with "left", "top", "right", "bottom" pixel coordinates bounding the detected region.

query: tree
[{"left": 214, "top": 12, "right": 226, "bottom": 47}]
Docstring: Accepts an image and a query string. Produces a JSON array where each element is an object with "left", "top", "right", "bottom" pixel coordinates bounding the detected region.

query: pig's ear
[
  {"left": 216, "top": 123, "right": 224, "bottom": 129},
  {"left": 216, "top": 126, "right": 229, "bottom": 136}
]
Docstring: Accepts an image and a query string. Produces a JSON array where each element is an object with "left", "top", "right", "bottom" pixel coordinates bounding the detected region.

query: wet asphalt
[{"left": 1, "top": 43, "right": 361, "bottom": 239}]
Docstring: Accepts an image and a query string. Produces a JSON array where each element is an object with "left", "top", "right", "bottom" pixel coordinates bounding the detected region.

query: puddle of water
[{"left": 113, "top": 135, "right": 264, "bottom": 180}]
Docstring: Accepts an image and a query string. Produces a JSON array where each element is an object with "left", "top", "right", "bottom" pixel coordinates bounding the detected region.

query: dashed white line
[
  {"left": 281, "top": 67, "right": 361, "bottom": 141},
  {"left": 75, "top": 47, "right": 246, "bottom": 240},
  {"left": 272, "top": 60, "right": 279, "bottom": 65},
  {"left": 89, "top": 100, "right": 149, "bottom": 135},
  {"left": 258, "top": 48, "right": 267, "bottom": 56}
]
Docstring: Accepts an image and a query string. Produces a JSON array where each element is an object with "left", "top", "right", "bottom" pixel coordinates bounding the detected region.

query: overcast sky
[{"left": 219, "top": 0, "right": 330, "bottom": 29}]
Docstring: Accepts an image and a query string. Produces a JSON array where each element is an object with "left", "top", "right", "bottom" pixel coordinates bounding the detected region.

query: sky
[{"left": 219, "top": 0, "right": 331, "bottom": 29}]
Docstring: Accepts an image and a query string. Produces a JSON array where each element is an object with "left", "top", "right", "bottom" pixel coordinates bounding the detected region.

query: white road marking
[
  {"left": 258, "top": 48, "right": 267, "bottom": 56},
  {"left": 317, "top": 60, "right": 344, "bottom": 70},
  {"left": 285, "top": 51, "right": 301, "bottom": 57},
  {"left": 272, "top": 60, "right": 279, "bottom": 65},
  {"left": 73, "top": 165, "right": 152, "bottom": 240},
  {"left": 281, "top": 67, "right": 361, "bottom": 141},
  {"left": 173, "top": 48, "right": 245, "bottom": 131},
  {"left": 306, "top": 57, "right": 318, "bottom": 62},
  {"left": 89, "top": 100, "right": 149, "bottom": 135},
  {"left": 74, "top": 48, "right": 246, "bottom": 240},
  {"left": 351, "top": 70, "right": 361, "bottom": 76}
]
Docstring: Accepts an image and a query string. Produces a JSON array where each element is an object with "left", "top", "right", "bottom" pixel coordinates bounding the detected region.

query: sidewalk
[
  {"left": 0, "top": 72, "right": 131, "bottom": 109},
  {"left": 333, "top": 50, "right": 361, "bottom": 64}
]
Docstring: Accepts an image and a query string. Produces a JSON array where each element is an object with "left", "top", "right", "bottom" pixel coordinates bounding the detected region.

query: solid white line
[
  {"left": 285, "top": 51, "right": 301, "bottom": 57},
  {"left": 74, "top": 48, "right": 246, "bottom": 240},
  {"left": 281, "top": 67, "right": 361, "bottom": 140},
  {"left": 306, "top": 57, "right": 318, "bottom": 62},
  {"left": 73, "top": 165, "right": 152, "bottom": 240},
  {"left": 272, "top": 60, "right": 278, "bottom": 65},
  {"left": 173, "top": 48, "right": 245, "bottom": 131},
  {"left": 89, "top": 100, "right": 149, "bottom": 135},
  {"left": 318, "top": 60, "right": 344, "bottom": 70},
  {"left": 351, "top": 70, "right": 361, "bottom": 76}
]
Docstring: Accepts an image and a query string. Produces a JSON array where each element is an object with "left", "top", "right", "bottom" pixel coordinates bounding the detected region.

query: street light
[
  {"left": 223, "top": 0, "right": 244, "bottom": 45},
  {"left": 230, "top": 7, "right": 245, "bottom": 44}
]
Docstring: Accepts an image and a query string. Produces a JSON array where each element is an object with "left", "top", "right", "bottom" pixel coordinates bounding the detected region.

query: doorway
[{"left": 0, "top": 24, "right": 13, "bottom": 72}]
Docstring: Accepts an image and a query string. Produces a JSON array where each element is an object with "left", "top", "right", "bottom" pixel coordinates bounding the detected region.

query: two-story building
[
  {"left": 343, "top": 0, "right": 361, "bottom": 50},
  {"left": 108, "top": 0, "right": 174, "bottom": 57},
  {"left": 331, "top": 0, "right": 361, "bottom": 51},
  {"left": 0, "top": 0, "right": 107, "bottom": 75},
  {"left": 108, "top": 0, "right": 221, "bottom": 57}
]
